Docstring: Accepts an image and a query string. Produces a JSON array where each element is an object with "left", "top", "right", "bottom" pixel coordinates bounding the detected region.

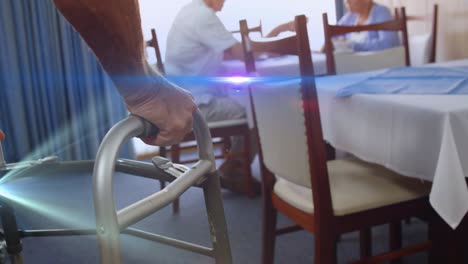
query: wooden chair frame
[
  {"left": 240, "top": 15, "right": 431, "bottom": 263},
  {"left": 231, "top": 20, "right": 263, "bottom": 37},
  {"left": 323, "top": 8, "right": 410, "bottom": 75}
]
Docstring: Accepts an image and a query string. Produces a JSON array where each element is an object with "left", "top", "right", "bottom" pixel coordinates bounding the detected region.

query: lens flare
[
  {"left": 0, "top": 98, "right": 120, "bottom": 228},
  {"left": 221, "top": 76, "right": 252, "bottom": 84},
  {"left": 0, "top": 180, "right": 94, "bottom": 228}
]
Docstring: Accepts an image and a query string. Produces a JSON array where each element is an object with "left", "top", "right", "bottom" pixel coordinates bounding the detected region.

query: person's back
[
  {"left": 166, "top": 1, "right": 235, "bottom": 77},
  {"left": 165, "top": 0, "right": 238, "bottom": 104}
]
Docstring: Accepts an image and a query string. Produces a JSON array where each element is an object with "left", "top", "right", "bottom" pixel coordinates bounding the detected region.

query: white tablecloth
[
  {"left": 316, "top": 59, "right": 468, "bottom": 229},
  {"left": 220, "top": 53, "right": 327, "bottom": 77}
]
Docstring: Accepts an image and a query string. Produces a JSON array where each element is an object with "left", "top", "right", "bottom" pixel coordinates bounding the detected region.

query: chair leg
[
  {"left": 360, "top": 228, "right": 372, "bottom": 260},
  {"left": 170, "top": 144, "right": 181, "bottom": 214},
  {"left": 242, "top": 130, "right": 255, "bottom": 198},
  {"left": 262, "top": 196, "right": 277, "bottom": 264},
  {"left": 172, "top": 197, "right": 180, "bottom": 214},
  {"left": 389, "top": 221, "right": 402, "bottom": 264},
  {"left": 222, "top": 137, "right": 231, "bottom": 159},
  {"left": 314, "top": 231, "right": 337, "bottom": 264},
  {"left": 159, "top": 180, "right": 165, "bottom": 190},
  {"left": 159, "top": 146, "right": 167, "bottom": 158}
]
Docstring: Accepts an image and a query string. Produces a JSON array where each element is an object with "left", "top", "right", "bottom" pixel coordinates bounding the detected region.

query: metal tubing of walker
[
  {"left": 123, "top": 228, "right": 214, "bottom": 257},
  {"left": 117, "top": 159, "right": 212, "bottom": 228},
  {"left": 93, "top": 111, "right": 231, "bottom": 263},
  {"left": 203, "top": 171, "right": 232, "bottom": 263},
  {"left": 93, "top": 116, "right": 145, "bottom": 264}
]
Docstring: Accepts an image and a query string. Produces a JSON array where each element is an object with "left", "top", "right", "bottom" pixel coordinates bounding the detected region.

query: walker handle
[
  {"left": 93, "top": 110, "right": 215, "bottom": 264},
  {"left": 134, "top": 115, "right": 160, "bottom": 138}
]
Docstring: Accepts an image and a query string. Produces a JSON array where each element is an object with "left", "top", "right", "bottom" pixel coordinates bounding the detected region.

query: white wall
[
  {"left": 139, "top": 0, "right": 336, "bottom": 64},
  {"left": 376, "top": 0, "right": 468, "bottom": 62}
]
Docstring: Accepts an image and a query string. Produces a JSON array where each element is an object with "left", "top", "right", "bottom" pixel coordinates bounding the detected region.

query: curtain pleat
[{"left": 0, "top": 0, "right": 133, "bottom": 162}]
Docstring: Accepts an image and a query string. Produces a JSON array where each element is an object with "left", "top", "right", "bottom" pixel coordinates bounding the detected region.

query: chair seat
[
  {"left": 273, "top": 158, "right": 431, "bottom": 216},
  {"left": 207, "top": 118, "right": 248, "bottom": 129},
  {"left": 409, "top": 33, "right": 432, "bottom": 66}
]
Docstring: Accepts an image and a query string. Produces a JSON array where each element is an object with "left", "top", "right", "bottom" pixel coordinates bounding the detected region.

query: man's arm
[
  {"left": 53, "top": 0, "right": 146, "bottom": 98},
  {"left": 53, "top": 0, "right": 196, "bottom": 146},
  {"left": 223, "top": 42, "right": 245, "bottom": 61},
  {"left": 265, "top": 20, "right": 296, "bottom": 38}
]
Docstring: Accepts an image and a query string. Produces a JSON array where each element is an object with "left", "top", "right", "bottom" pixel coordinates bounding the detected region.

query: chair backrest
[
  {"left": 231, "top": 21, "right": 263, "bottom": 37},
  {"left": 323, "top": 8, "right": 410, "bottom": 75},
  {"left": 146, "top": 28, "right": 165, "bottom": 74},
  {"left": 240, "top": 15, "right": 333, "bottom": 213},
  {"left": 405, "top": 4, "right": 438, "bottom": 64}
]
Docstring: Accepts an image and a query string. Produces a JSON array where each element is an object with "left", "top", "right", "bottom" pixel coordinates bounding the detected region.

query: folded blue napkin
[{"left": 337, "top": 66, "right": 468, "bottom": 97}]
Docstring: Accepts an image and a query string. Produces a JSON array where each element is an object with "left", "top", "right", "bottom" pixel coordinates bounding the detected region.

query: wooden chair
[
  {"left": 142, "top": 28, "right": 256, "bottom": 202},
  {"left": 231, "top": 21, "right": 263, "bottom": 37},
  {"left": 240, "top": 15, "right": 432, "bottom": 263},
  {"left": 405, "top": 4, "right": 438, "bottom": 65},
  {"left": 323, "top": 8, "right": 410, "bottom": 75}
]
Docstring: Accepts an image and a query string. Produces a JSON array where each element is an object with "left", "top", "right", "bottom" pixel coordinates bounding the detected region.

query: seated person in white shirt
[{"left": 165, "top": 0, "right": 294, "bottom": 193}]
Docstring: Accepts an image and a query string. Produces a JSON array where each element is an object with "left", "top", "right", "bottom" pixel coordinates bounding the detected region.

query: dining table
[
  {"left": 227, "top": 58, "right": 468, "bottom": 226},
  {"left": 313, "top": 58, "right": 468, "bottom": 262},
  {"left": 315, "top": 59, "right": 468, "bottom": 228},
  {"left": 229, "top": 58, "right": 468, "bottom": 262}
]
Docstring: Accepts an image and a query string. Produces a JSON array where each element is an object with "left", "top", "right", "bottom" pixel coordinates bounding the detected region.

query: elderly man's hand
[
  {"left": 126, "top": 84, "right": 197, "bottom": 147},
  {"left": 266, "top": 17, "right": 308, "bottom": 38}
]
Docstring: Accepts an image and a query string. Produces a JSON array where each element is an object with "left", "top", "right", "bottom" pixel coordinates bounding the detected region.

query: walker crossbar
[
  {"left": 14, "top": 226, "right": 215, "bottom": 257},
  {"left": 0, "top": 110, "right": 232, "bottom": 263},
  {"left": 17, "top": 226, "right": 215, "bottom": 257},
  {"left": 123, "top": 228, "right": 214, "bottom": 257},
  {"left": 0, "top": 159, "right": 179, "bottom": 186},
  {"left": 117, "top": 159, "right": 213, "bottom": 229}
]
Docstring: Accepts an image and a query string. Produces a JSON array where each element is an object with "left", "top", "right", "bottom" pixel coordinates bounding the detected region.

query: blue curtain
[{"left": 0, "top": 0, "right": 132, "bottom": 162}]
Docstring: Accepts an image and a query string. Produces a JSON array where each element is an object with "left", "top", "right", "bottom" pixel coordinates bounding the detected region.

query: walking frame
[{"left": 0, "top": 111, "right": 232, "bottom": 264}]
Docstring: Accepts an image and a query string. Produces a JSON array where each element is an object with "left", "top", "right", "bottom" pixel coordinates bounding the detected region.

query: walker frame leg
[{"left": 203, "top": 171, "right": 232, "bottom": 264}]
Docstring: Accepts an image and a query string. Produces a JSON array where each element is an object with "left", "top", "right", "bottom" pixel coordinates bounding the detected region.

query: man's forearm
[
  {"left": 53, "top": 0, "right": 152, "bottom": 100},
  {"left": 52, "top": 0, "right": 197, "bottom": 146}
]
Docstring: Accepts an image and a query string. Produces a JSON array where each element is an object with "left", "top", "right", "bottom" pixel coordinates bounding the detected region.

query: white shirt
[{"left": 165, "top": 0, "right": 238, "bottom": 103}]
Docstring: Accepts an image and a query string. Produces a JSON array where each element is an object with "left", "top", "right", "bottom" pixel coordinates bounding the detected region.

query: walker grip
[{"left": 134, "top": 116, "right": 160, "bottom": 138}]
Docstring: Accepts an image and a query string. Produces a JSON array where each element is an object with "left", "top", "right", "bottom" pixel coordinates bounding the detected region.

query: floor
[{"left": 0, "top": 156, "right": 429, "bottom": 263}]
